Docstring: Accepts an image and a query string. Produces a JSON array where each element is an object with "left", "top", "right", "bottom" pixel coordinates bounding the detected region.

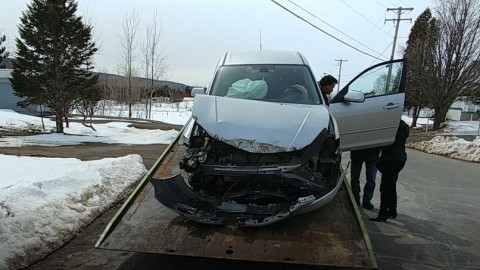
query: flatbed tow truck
[{"left": 95, "top": 133, "right": 378, "bottom": 269}]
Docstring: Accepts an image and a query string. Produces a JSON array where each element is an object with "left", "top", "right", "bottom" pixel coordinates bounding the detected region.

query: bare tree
[
  {"left": 431, "top": 0, "right": 480, "bottom": 130},
  {"left": 141, "top": 30, "right": 152, "bottom": 80},
  {"left": 67, "top": 9, "right": 105, "bottom": 131},
  {"left": 83, "top": 8, "right": 104, "bottom": 58},
  {"left": 142, "top": 9, "right": 169, "bottom": 119},
  {"left": 474, "top": 63, "right": 480, "bottom": 104},
  {"left": 117, "top": 10, "right": 140, "bottom": 118}
]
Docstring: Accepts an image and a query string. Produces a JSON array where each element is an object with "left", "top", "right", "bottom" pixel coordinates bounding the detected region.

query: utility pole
[
  {"left": 259, "top": 29, "right": 263, "bottom": 51},
  {"left": 384, "top": 7, "right": 412, "bottom": 93},
  {"left": 385, "top": 7, "right": 413, "bottom": 60},
  {"left": 335, "top": 58, "right": 348, "bottom": 91}
]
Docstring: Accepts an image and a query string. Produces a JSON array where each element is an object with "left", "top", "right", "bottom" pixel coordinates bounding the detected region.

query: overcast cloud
[{"left": 1, "top": 0, "right": 431, "bottom": 86}]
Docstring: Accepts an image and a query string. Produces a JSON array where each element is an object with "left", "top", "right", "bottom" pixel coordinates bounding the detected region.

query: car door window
[
  {"left": 348, "top": 62, "right": 404, "bottom": 98},
  {"left": 329, "top": 59, "right": 406, "bottom": 151}
]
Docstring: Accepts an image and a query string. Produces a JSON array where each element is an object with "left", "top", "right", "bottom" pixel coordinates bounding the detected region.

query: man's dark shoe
[
  {"left": 387, "top": 208, "right": 397, "bottom": 219},
  {"left": 370, "top": 208, "right": 388, "bottom": 222},
  {"left": 362, "top": 201, "right": 374, "bottom": 210},
  {"left": 369, "top": 215, "right": 387, "bottom": 222}
]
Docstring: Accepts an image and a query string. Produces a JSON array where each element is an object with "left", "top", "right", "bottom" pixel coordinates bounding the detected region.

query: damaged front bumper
[{"left": 150, "top": 165, "right": 345, "bottom": 227}]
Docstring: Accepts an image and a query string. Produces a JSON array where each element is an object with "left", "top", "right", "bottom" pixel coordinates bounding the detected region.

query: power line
[
  {"left": 373, "top": 0, "right": 388, "bottom": 9},
  {"left": 386, "top": 0, "right": 397, "bottom": 6},
  {"left": 339, "top": 0, "right": 392, "bottom": 37},
  {"left": 368, "top": 41, "right": 393, "bottom": 66},
  {"left": 369, "top": 23, "right": 395, "bottom": 48},
  {"left": 362, "top": 11, "right": 387, "bottom": 40},
  {"left": 287, "top": 0, "right": 384, "bottom": 56},
  {"left": 341, "top": 42, "right": 393, "bottom": 78},
  {"left": 270, "top": 0, "right": 388, "bottom": 61}
]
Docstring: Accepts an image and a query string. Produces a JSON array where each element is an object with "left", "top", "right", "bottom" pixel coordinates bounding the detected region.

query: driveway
[{"left": 348, "top": 149, "right": 480, "bottom": 269}]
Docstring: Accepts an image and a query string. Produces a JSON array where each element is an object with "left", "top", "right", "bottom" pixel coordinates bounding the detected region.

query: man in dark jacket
[
  {"left": 370, "top": 120, "right": 409, "bottom": 222},
  {"left": 350, "top": 147, "right": 380, "bottom": 209}
]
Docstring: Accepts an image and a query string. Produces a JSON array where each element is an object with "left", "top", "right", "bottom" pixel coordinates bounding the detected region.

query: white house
[{"left": 447, "top": 96, "right": 480, "bottom": 121}]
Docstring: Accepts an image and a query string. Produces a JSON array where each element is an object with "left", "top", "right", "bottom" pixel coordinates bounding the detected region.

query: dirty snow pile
[
  {"left": 0, "top": 154, "right": 147, "bottom": 269},
  {"left": 402, "top": 116, "right": 480, "bottom": 163},
  {"left": 407, "top": 136, "right": 480, "bottom": 162}
]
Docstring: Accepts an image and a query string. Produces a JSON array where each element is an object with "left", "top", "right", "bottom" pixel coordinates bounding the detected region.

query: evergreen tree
[
  {"left": 10, "top": 0, "right": 98, "bottom": 133},
  {"left": 404, "top": 8, "right": 439, "bottom": 127},
  {"left": 0, "top": 34, "right": 8, "bottom": 67}
]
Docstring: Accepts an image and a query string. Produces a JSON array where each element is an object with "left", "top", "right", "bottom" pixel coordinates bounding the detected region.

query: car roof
[{"left": 221, "top": 50, "right": 309, "bottom": 66}]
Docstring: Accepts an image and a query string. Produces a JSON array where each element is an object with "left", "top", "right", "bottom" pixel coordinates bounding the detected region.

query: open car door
[{"left": 329, "top": 59, "right": 406, "bottom": 151}]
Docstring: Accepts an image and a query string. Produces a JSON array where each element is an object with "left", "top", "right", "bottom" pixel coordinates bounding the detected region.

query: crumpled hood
[{"left": 192, "top": 95, "right": 330, "bottom": 153}]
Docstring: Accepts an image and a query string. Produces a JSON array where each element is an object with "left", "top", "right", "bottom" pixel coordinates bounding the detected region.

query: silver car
[{"left": 151, "top": 50, "right": 406, "bottom": 227}]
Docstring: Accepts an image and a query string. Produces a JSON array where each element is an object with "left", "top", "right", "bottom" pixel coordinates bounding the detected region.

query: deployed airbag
[{"left": 226, "top": 79, "right": 268, "bottom": 99}]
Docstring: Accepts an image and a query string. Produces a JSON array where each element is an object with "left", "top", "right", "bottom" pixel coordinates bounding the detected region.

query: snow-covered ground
[
  {"left": 81, "top": 99, "right": 194, "bottom": 125},
  {"left": 0, "top": 103, "right": 190, "bottom": 269},
  {"left": 0, "top": 154, "right": 146, "bottom": 270},
  {"left": 0, "top": 103, "right": 479, "bottom": 269}
]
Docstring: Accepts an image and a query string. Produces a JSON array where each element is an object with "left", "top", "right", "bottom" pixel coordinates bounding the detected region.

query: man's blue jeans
[{"left": 350, "top": 159, "right": 377, "bottom": 204}]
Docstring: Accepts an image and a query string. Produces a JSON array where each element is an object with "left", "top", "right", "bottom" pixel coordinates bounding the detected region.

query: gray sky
[{"left": 1, "top": 0, "right": 431, "bottom": 87}]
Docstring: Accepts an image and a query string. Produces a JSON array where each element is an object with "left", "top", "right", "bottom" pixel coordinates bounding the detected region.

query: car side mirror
[
  {"left": 344, "top": 90, "right": 365, "bottom": 103},
  {"left": 191, "top": 87, "right": 206, "bottom": 97}
]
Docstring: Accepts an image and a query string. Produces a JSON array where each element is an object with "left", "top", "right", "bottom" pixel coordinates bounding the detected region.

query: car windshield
[{"left": 210, "top": 65, "right": 322, "bottom": 105}]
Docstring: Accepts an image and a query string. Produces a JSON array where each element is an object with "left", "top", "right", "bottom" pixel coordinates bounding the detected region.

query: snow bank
[
  {"left": 0, "top": 154, "right": 147, "bottom": 270},
  {"left": 0, "top": 109, "right": 55, "bottom": 132},
  {"left": 407, "top": 136, "right": 480, "bottom": 163}
]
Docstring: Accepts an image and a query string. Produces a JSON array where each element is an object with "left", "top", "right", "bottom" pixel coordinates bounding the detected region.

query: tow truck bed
[{"left": 96, "top": 137, "right": 377, "bottom": 269}]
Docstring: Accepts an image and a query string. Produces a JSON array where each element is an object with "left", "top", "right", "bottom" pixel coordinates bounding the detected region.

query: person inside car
[{"left": 281, "top": 84, "right": 309, "bottom": 101}]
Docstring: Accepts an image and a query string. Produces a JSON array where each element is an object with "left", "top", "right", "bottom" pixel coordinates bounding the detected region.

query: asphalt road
[
  {"left": 350, "top": 149, "right": 480, "bottom": 269},
  {"left": 23, "top": 147, "right": 480, "bottom": 269}
]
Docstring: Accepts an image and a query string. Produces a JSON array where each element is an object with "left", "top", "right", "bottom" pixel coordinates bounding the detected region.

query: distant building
[
  {"left": 447, "top": 96, "right": 480, "bottom": 121},
  {"left": 446, "top": 61, "right": 480, "bottom": 121},
  {"left": 0, "top": 69, "right": 39, "bottom": 115}
]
